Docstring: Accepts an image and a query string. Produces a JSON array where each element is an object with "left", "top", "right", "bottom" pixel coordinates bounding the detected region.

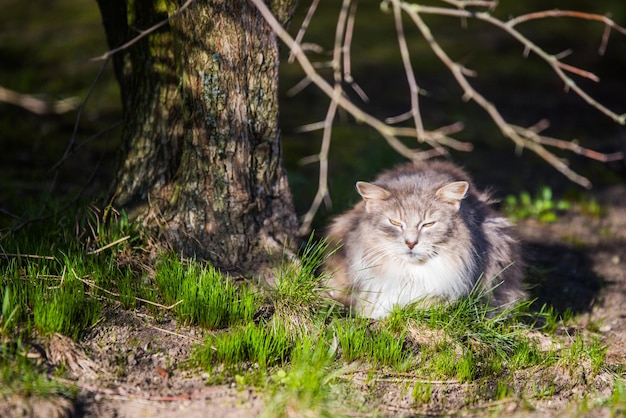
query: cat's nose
[{"left": 405, "top": 240, "right": 417, "bottom": 250}]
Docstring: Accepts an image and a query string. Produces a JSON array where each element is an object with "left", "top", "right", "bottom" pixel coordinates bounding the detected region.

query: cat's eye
[
  {"left": 388, "top": 218, "right": 402, "bottom": 227},
  {"left": 422, "top": 221, "right": 436, "bottom": 228}
]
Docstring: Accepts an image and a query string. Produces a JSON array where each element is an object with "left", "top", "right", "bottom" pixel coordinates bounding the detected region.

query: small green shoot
[
  {"left": 0, "top": 287, "right": 18, "bottom": 336},
  {"left": 265, "top": 334, "right": 340, "bottom": 418},
  {"left": 560, "top": 333, "right": 607, "bottom": 375},
  {"left": 412, "top": 381, "right": 432, "bottom": 405},
  {"left": 504, "top": 186, "right": 570, "bottom": 223}
]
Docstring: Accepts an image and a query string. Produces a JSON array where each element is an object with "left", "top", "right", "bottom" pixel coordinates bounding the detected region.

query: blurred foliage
[{"left": 504, "top": 187, "right": 571, "bottom": 223}]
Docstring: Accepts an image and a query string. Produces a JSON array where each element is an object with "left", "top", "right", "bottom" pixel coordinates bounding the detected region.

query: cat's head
[{"left": 355, "top": 180, "right": 469, "bottom": 264}]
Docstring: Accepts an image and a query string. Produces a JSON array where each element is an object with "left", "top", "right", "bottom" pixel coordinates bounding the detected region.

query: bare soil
[{"left": 2, "top": 185, "right": 625, "bottom": 417}]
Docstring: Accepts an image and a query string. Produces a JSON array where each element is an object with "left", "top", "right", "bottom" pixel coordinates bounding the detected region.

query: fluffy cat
[{"left": 323, "top": 160, "right": 525, "bottom": 319}]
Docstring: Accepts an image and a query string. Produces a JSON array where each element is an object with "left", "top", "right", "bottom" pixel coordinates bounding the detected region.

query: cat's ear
[
  {"left": 356, "top": 181, "right": 391, "bottom": 201},
  {"left": 436, "top": 181, "right": 469, "bottom": 210}
]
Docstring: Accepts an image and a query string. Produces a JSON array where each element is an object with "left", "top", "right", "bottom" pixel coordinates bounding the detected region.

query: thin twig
[
  {"left": 87, "top": 235, "right": 131, "bottom": 255},
  {"left": 392, "top": 0, "right": 426, "bottom": 144},
  {"left": 558, "top": 62, "right": 600, "bottom": 82},
  {"left": 32, "top": 55, "right": 111, "bottom": 234},
  {"left": 439, "top": 0, "right": 497, "bottom": 9},
  {"left": 54, "top": 377, "right": 223, "bottom": 402},
  {"left": 299, "top": 88, "right": 341, "bottom": 236},
  {"left": 49, "top": 120, "right": 123, "bottom": 172},
  {"left": 91, "top": 0, "right": 196, "bottom": 62},
  {"left": 47, "top": 266, "right": 66, "bottom": 290},
  {"left": 286, "top": 76, "right": 313, "bottom": 97},
  {"left": 288, "top": 0, "right": 320, "bottom": 64},
  {"left": 507, "top": 9, "right": 626, "bottom": 35},
  {"left": 71, "top": 268, "right": 183, "bottom": 310},
  {"left": 400, "top": 2, "right": 623, "bottom": 188},
  {"left": 298, "top": 0, "right": 351, "bottom": 236},
  {"left": 343, "top": 0, "right": 370, "bottom": 103},
  {"left": 1, "top": 253, "right": 55, "bottom": 260},
  {"left": 143, "top": 322, "right": 203, "bottom": 343},
  {"left": 251, "top": 0, "right": 461, "bottom": 158},
  {"left": 410, "top": 4, "right": 626, "bottom": 125},
  {"left": 513, "top": 126, "right": 625, "bottom": 162}
]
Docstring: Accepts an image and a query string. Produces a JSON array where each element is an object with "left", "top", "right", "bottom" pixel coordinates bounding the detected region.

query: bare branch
[
  {"left": 410, "top": 4, "right": 626, "bottom": 125},
  {"left": 558, "top": 62, "right": 600, "bottom": 83},
  {"left": 298, "top": 0, "right": 351, "bottom": 236},
  {"left": 343, "top": 0, "right": 370, "bottom": 103},
  {"left": 506, "top": 9, "right": 626, "bottom": 35},
  {"left": 288, "top": 0, "right": 320, "bottom": 64},
  {"left": 255, "top": 0, "right": 625, "bottom": 228},
  {"left": 0, "top": 86, "right": 78, "bottom": 115},
  {"left": 251, "top": 0, "right": 458, "bottom": 157},
  {"left": 398, "top": 1, "right": 626, "bottom": 188},
  {"left": 298, "top": 87, "right": 341, "bottom": 236},
  {"left": 513, "top": 125, "right": 625, "bottom": 162},
  {"left": 438, "top": 0, "right": 497, "bottom": 9},
  {"left": 506, "top": 9, "right": 626, "bottom": 56},
  {"left": 286, "top": 76, "right": 313, "bottom": 97},
  {"left": 392, "top": 0, "right": 426, "bottom": 144},
  {"left": 49, "top": 120, "right": 123, "bottom": 172},
  {"left": 403, "top": 4, "right": 591, "bottom": 186}
]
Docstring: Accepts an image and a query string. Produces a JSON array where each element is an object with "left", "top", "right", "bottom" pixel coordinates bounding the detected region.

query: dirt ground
[{"left": 2, "top": 183, "right": 624, "bottom": 417}]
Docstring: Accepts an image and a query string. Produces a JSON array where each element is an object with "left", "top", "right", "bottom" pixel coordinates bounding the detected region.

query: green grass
[
  {"left": 270, "top": 235, "right": 339, "bottom": 325},
  {"left": 0, "top": 341, "right": 76, "bottom": 399},
  {"left": 0, "top": 201, "right": 619, "bottom": 415},
  {"left": 264, "top": 334, "right": 342, "bottom": 418},
  {"left": 333, "top": 318, "right": 408, "bottom": 368},
  {"left": 604, "top": 379, "right": 626, "bottom": 416},
  {"left": 154, "top": 253, "right": 262, "bottom": 329},
  {"left": 197, "top": 320, "right": 293, "bottom": 373},
  {"left": 32, "top": 274, "right": 101, "bottom": 339}
]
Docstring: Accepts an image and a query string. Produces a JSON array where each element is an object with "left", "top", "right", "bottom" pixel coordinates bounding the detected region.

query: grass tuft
[
  {"left": 154, "top": 254, "right": 261, "bottom": 329},
  {"left": 269, "top": 236, "right": 338, "bottom": 335},
  {"left": 194, "top": 320, "right": 293, "bottom": 374},
  {"left": 33, "top": 274, "right": 101, "bottom": 339}
]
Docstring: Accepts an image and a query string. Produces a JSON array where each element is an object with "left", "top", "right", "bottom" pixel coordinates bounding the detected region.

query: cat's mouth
[{"left": 405, "top": 250, "right": 430, "bottom": 264}]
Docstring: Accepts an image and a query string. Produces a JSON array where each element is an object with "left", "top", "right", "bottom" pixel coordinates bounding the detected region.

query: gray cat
[{"left": 324, "top": 160, "right": 525, "bottom": 319}]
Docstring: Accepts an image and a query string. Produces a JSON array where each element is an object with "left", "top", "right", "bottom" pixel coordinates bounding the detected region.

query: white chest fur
[{"left": 350, "top": 253, "right": 474, "bottom": 319}]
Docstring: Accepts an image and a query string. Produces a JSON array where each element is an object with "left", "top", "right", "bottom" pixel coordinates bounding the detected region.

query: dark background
[{"left": 1, "top": 0, "right": 625, "bottom": 230}]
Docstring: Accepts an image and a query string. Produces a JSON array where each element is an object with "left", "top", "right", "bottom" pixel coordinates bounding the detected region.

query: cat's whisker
[{"left": 361, "top": 248, "right": 395, "bottom": 268}]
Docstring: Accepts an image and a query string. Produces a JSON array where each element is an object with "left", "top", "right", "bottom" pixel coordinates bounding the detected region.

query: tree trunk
[{"left": 96, "top": 0, "right": 299, "bottom": 276}]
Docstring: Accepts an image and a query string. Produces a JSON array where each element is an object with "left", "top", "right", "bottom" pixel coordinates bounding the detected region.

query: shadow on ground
[{"left": 524, "top": 241, "right": 603, "bottom": 315}]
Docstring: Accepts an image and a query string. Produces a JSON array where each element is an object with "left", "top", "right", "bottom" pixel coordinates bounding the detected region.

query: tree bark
[{"left": 96, "top": 0, "right": 299, "bottom": 276}]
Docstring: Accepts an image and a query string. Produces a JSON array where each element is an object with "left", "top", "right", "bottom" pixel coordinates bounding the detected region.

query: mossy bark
[{"left": 96, "top": 0, "right": 299, "bottom": 276}]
